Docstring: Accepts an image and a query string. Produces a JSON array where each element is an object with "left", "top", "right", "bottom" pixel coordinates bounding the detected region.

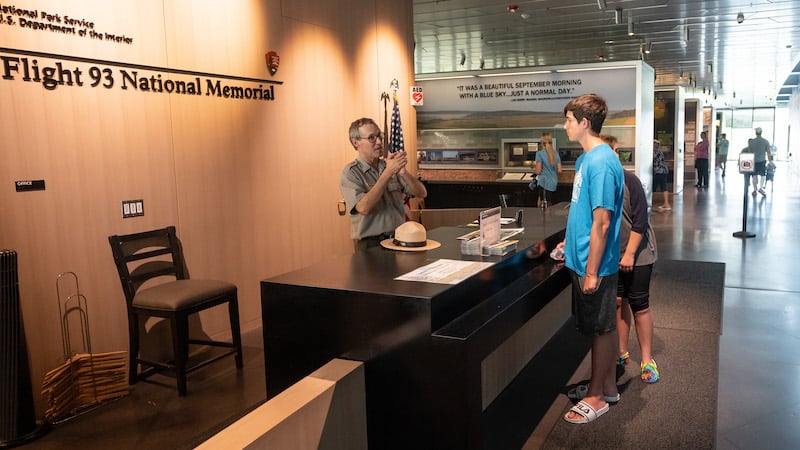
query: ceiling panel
[{"left": 414, "top": 0, "right": 800, "bottom": 108}]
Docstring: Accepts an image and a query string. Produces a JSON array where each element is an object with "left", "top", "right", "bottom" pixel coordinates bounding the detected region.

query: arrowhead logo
[{"left": 265, "top": 51, "right": 280, "bottom": 76}]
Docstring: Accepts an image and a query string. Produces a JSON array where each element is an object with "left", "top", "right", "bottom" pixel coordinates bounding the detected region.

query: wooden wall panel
[{"left": 1, "top": 0, "right": 416, "bottom": 415}]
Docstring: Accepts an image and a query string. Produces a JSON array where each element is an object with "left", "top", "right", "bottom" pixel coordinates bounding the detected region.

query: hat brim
[{"left": 380, "top": 239, "right": 441, "bottom": 252}]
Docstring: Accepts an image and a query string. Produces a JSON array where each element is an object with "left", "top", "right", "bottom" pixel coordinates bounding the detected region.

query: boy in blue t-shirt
[{"left": 556, "top": 94, "right": 624, "bottom": 424}]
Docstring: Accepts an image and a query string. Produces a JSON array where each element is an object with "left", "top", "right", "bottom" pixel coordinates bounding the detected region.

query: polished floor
[
  {"left": 653, "top": 161, "right": 800, "bottom": 450},
  {"left": 16, "top": 160, "right": 800, "bottom": 449}
]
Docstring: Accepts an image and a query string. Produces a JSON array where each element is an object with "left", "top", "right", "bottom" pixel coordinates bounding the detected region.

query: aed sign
[
  {"left": 410, "top": 86, "right": 423, "bottom": 106},
  {"left": 738, "top": 153, "right": 754, "bottom": 174}
]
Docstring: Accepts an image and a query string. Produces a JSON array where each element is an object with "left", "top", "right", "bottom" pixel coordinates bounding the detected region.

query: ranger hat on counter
[{"left": 380, "top": 221, "right": 441, "bottom": 252}]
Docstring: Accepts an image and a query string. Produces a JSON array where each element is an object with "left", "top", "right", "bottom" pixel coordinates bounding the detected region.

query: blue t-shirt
[
  {"left": 565, "top": 143, "right": 624, "bottom": 277},
  {"left": 535, "top": 150, "right": 561, "bottom": 192}
]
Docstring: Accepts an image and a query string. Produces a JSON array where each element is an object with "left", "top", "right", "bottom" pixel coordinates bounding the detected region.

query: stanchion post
[{"left": 733, "top": 155, "right": 756, "bottom": 238}]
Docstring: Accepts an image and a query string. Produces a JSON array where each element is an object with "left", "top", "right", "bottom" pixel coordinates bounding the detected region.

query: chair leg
[
  {"left": 228, "top": 296, "right": 243, "bottom": 369},
  {"left": 128, "top": 312, "right": 140, "bottom": 385},
  {"left": 172, "top": 315, "right": 189, "bottom": 396}
]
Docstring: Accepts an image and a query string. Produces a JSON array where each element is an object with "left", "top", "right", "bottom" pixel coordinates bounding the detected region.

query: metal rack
[{"left": 41, "top": 272, "right": 128, "bottom": 424}]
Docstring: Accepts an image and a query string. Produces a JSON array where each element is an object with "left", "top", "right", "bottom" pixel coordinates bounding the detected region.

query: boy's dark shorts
[{"left": 570, "top": 269, "right": 618, "bottom": 336}]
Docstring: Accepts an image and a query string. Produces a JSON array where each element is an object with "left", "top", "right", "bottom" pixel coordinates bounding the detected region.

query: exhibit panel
[{"left": 415, "top": 61, "right": 655, "bottom": 206}]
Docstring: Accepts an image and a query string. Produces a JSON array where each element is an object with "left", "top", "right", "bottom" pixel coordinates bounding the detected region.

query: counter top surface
[{"left": 262, "top": 206, "right": 568, "bottom": 300}]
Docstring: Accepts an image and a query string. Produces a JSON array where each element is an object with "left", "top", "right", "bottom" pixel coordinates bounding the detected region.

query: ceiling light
[
  {"left": 478, "top": 70, "right": 552, "bottom": 77},
  {"left": 614, "top": 9, "right": 623, "bottom": 25},
  {"left": 507, "top": 5, "right": 518, "bottom": 13},
  {"left": 416, "top": 75, "right": 477, "bottom": 81},
  {"left": 597, "top": 0, "right": 607, "bottom": 10},
  {"left": 556, "top": 65, "right": 636, "bottom": 73},
  {"left": 736, "top": 12, "right": 744, "bottom": 24},
  {"left": 645, "top": 40, "right": 652, "bottom": 54},
  {"left": 627, "top": 15, "right": 634, "bottom": 36},
  {"left": 520, "top": 12, "right": 530, "bottom": 19}
]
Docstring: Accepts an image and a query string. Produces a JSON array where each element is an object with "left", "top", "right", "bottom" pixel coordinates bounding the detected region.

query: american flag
[{"left": 389, "top": 96, "right": 404, "bottom": 154}]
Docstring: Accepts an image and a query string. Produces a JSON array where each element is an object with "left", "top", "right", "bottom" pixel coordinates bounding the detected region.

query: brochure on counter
[{"left": 458, "top": 206, "right": 523, "bottom": 255}]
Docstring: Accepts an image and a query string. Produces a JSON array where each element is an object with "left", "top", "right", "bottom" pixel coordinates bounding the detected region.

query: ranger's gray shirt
[{"left": 340, "top": 157, "right": 411, "bottom": 240}]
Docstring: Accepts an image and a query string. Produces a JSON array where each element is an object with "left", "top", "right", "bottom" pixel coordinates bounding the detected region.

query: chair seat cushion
[{"left": 133, "top": 279, "right": 236, "bottom": 311}]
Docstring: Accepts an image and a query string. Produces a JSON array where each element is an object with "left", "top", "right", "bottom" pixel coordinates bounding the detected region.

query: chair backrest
[{"left": 108, "top": 226, "right": 187, "bottom": 307}]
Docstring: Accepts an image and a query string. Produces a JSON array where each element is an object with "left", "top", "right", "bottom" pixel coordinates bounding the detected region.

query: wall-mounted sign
[
  {"left": 265, "top": 51, "right": 279, "bottom": 76},
  {"left": 15, "top": 180, "right": 45, "bottom": 192},
  {"left": 416, "top": 67, "right": 637, "bottom": 129},
  {"left": 410, "top": 86, "right": 423, "bottom": 106},
  {"left": 0, "top": 47, "right": 283, "bottom": 102}
]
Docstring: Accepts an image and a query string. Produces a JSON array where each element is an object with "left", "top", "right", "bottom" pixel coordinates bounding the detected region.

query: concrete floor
[{"left": 18, "top": 160, "right": 800, "bottom": 449}]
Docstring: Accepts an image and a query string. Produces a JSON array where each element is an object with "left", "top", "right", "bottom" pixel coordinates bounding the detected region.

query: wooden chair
[{"left": 108, "top": 226, "right": 243, "bottom": 396}]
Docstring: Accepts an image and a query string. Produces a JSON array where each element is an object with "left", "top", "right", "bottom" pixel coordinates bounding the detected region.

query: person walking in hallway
[
  {"left": 717, "top": 133, "right": 729, "bottom": 177},
  {"left": 694, "top": 131, "right": 709, "bottom": 188},
  {"left": 557, "top": 94, "right": 624, "bottom": 424},
  {"left": 652, "top": 139, "right": 671, "bottom": 210},
  {"left": 748, "top": 127, "right": 772, "bottom": 196}
]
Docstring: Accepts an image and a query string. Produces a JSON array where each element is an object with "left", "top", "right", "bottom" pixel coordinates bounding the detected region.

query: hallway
[{"left": 651, "top": 160, "right": 800, "bottom": 449}]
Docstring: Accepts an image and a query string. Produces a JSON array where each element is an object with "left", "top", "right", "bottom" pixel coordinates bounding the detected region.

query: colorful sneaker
[
  {"left": 616, "top": 352, "right": 630, "bottom": 366},
  {"left": 641, "top": 360, "right": 660, "bottom": 383}
]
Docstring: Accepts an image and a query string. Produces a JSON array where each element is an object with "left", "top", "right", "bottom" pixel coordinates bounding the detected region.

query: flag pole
[{"left": 380, "top": 91, "right": 390, "bottom": 157}]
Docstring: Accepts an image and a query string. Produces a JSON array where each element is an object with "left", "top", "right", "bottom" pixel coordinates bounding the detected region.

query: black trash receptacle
[{"left": 1, "top": 249, "right": 47, "bottom": 447}]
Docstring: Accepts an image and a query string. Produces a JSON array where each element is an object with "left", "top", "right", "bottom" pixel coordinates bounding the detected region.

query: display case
[
  {"left": 418, "top": 128, "right": 559, "bottom": 173},
  {"left": 417, "top": 126, "right": 636, "bottom": 176},
  {"left": 501, "top": 138, "right": 550, "bottom": 172}
]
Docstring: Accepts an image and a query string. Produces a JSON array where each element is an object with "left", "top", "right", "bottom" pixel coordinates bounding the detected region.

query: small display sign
[
  {"left": 738, "top": 153, "right": 754, "bottom": 174},
  {"left": 15, "top": 180, "right": 45, "bottom": 192}
]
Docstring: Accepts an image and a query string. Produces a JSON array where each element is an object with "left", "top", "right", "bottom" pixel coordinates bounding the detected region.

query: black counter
[
  {"left": 261, "top": 207, "right": 571, "bottom": 449},
  {"left": 422, "top": 180, "right": 571, "bottom": 208}
]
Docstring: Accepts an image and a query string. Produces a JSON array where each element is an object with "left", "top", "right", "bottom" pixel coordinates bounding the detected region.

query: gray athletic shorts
[{"left": 569, "top": 269, "right": 618, "bottom": 336}]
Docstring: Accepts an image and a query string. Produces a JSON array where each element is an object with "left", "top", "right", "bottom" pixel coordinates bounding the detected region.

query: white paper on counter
[{"left": 394, "top": 259, "right": 495, "bottom": 284}]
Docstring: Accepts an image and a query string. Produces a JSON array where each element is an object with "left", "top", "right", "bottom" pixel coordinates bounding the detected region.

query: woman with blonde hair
[{"left": 534, "top": 132, "right": 562, "bottom": 207}]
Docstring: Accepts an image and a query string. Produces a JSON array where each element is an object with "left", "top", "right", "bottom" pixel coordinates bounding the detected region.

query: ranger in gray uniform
[{"left": 340, "top": 118, "right": 427, "bottom": 250}]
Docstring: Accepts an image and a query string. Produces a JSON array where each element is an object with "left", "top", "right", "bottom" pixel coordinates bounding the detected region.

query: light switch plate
[{"left": 122, "top": 199, "right": 144, "bottom": 218}]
